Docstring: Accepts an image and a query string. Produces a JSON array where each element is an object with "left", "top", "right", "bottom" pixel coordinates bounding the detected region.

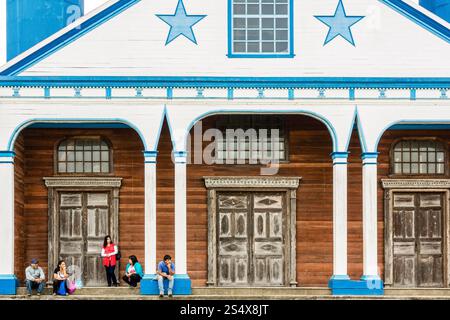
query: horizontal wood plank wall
[
  {"left": 14, "top": 128, "right": 145, "bottom": 282},
  {"left": 156, "top": 123, "right": 175, "bottom": 269},
  {"left": 14, "top": 134, "right": 26, "bottom": 282}
]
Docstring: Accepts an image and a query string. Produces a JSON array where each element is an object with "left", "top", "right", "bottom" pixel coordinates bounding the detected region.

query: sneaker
[
  {"left": 53, "top": 293, "right": 56, "bottom": 296},
  {"left": 168, "top": 291, "right": 173, "bottom": 298},
  {"left": 37, "top": 293, "right": 41, "bottom": 296},
  {"left": 159, "top": 292, "right": 164, "bottom": 298},
  {"left": 27, "top": 293, "right": 31, "bottom": 297}
]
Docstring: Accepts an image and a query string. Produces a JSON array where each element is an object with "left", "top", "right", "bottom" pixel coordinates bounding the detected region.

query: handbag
[
  {"left": 57, "top": 280, "right": 67, "bottom": 296},
  {"left": 67, "top": 278, "right": 76, "bottom": 294},
  {"left": 116, "top": 250, "right": 121, "bottom": 261}
]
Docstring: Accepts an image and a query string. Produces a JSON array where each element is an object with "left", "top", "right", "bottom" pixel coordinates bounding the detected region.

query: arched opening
[
  {"left": 13, "top": 122, "right": 146, "bottom": 288},
  {"left": 378, "top": 124, "right": 450, "bottom": 288},
  {"left": 177, "top": 113, "right": 338, "bottom": 287}
]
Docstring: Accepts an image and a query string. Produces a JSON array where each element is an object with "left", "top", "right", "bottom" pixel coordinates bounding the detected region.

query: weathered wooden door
[
  {"left": 217, "top": 192, "right": 285, "bottom": 286},
  {"left": 392, "top": 193, "right": 444, "bottom": 287},
  {"left": 58, "top": 191, "right": 113, "bottom": 287}
]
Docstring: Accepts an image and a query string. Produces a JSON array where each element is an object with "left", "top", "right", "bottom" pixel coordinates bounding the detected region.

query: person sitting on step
[
  {"left": 25, "top": 258, "right": 45, "bottom": 297},
  {"left": 157, "top": 254, "right": 175, "bottom": 298},
  {"left": 122, "top": 255, "right": 143, "bottom": 288},
  {"left": 53, "top": 260, "right": 69, "bottom": 296}
]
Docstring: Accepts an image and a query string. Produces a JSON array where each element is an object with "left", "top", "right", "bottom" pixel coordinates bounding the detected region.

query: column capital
[
  {"left": 173, "top": 151, "right": 188, "bottom": 164},
  {"left": 143, "top": 151, "right": 158, "bottom": 163},
  {"left": 0, "top": 151, "right": 15, "bottom": 164},
  {"left": 331, "top": 152, "right": 349, "bottom": 165},
  {"left": 361, "top": 152, "right": 379, "bottom": 165}
]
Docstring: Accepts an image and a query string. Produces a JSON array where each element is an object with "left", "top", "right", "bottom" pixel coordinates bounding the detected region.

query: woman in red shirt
[{"left": 101, "top": 235, "right": 119, "bottom": 287}]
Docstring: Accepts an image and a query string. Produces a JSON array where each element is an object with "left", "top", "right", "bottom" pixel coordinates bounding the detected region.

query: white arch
[
  {"left": 0, "top": 100, "right": 166, "bottom": 152},
  {"left": 357, "top": 102, "right": 450, "bottom": 153},
  {"left": 165, "top": 102, "right": 357, "bottom": 153}
]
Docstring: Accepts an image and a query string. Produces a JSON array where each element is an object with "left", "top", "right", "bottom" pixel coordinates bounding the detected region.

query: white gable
[{"left": 7, "top": 0, "right": 450, "bottom": 77}]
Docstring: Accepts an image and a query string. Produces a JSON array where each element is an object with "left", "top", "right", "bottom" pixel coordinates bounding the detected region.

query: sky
[{"left": 0, "top": 0, "right": 110, "bottom": 65}]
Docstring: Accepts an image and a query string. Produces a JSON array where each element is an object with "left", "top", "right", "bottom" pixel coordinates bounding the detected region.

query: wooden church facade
[{"left": 0, "top": 0, "right": 449, "bottom": 296}]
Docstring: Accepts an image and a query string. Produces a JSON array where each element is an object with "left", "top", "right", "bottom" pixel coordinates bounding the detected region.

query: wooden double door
[
  {"left": 216, "top": 191, "right": 286, "bottom": 286},
  {"left": 57, "top": 191, "right": 117, "bottom": 287},
  {"left": 392, "top": 192, "right": 445, "bottom": 287}
]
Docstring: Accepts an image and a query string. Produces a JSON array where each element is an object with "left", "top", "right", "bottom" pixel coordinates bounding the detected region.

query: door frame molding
[
  {"left": 204, "top": 176, "right": 301, "bottom": 287},
  {"left": 382, "top": 178, "right": 450, "bottom": 287},
  {"left": 43, "top": 177, "right": 122, "bottom": 283}
]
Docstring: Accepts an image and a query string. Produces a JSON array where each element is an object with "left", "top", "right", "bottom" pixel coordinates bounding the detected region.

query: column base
[
  {"left": 328, "top": 275, "right": 384, "bottom": 296},
  {"left": 0, "top": 275, "right": 17, "bottom": 295},
  {"left": 140, "top": 274, "right": 192, "bottom": 295}
]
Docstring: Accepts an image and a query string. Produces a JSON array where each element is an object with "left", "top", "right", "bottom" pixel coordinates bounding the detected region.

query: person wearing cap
[{"left": 25, "top": 259, "right": 46, "bottom": 296}]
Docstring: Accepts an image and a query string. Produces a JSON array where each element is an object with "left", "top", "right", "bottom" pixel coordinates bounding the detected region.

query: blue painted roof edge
[
  {"left": 0, "top": 76, "right": 448, "bottom": 89},
  {"left": 380, "top": 0, "right": 450, "bottom": 43},
  {"left": 0, "top": 0, "right": 141, "bottom": 76}
]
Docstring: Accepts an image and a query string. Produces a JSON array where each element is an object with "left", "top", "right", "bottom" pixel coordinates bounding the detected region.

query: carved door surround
[
  {"left": 382, "top": 179, "right": 450, "bottom": 287},
  {"left": 44, "top": 177, "right": 122, "bottom": 285},
  {"left": 204, "top": 176, "right": 301, "bottom": 287}
]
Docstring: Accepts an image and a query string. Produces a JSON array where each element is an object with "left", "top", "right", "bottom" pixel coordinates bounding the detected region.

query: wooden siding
[{"left": 14, "top": 134, "right": 25, "bottom": 281}]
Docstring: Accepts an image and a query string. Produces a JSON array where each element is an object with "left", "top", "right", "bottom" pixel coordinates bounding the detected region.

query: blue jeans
[
  {"left": 26, "top": 280, "right": 45, "bottom": 294},
  {"left": 157, "top": 275, "right": 174, "bottom": 293}
]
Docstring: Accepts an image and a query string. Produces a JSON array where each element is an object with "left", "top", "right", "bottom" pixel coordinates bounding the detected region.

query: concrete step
[
  {"left": 17, "top": 286, "right": 140, "bottom": 296},
  {"left": 191, "top": 287, "right": 331, "bottom": 296},
  {"left": 385, "top": 288, "right": 450, "bottom": 296},
  {"left": 14, "top": 286, "right": 450, "bottom": 299}
]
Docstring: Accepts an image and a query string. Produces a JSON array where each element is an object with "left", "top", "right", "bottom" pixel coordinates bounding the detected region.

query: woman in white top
[{"left": 52, "top": 260, "right": 69, "bottom": 295}]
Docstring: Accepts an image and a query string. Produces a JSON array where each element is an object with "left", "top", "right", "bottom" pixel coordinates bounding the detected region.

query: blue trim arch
[
  {"left": 7, "top": 118, "right": 150, "bottom": 151},
  {"left": 373, "top": 120, "right": 450, "bottom": 153},
  {"left": 172, "top": 109, "right": 342, "bottom": 154}
]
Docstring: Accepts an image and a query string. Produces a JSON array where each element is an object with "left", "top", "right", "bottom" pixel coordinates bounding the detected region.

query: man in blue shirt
[{"left": 157, "top": 254, "right": 175, "bottom": 297}]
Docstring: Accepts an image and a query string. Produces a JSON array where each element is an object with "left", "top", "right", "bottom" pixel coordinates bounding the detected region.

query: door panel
[
  {"left": 217, "top": 192, "right": 286, "bottom": 287},
  {"left": 59, "top": 194, "right": 84, "bottom": 282},
  {"left": 217, "top": 194, "right": 250, "bottom": 286},
  {"left": 392, "top": 193, "right": 444, "bottom": 288},
  {"left": 58, "top": 191, "right": 114, "bottom": 287}
]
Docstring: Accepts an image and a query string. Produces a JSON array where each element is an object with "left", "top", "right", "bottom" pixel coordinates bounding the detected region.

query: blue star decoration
[
  {"left": 315, "top": 0, "right": 364, "bottom": 46},
  {"left": 156, "top": 0, "right": 206, "bottom": 46}
]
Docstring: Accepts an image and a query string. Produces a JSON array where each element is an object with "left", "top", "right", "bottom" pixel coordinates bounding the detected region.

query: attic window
[{"left": 228, "top": 0, "right": 294, "bottom": 58}]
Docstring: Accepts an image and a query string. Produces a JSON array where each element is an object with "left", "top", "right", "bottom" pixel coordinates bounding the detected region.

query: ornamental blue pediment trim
[
  {"left": 380, "top": 0, "right": 450, "bottom": 43},
  {"left": 0, "top": 76, "right": 448, "bottom": 100},
  {"left": 0, "top": 76, "right": 449, "bottom": 89}
]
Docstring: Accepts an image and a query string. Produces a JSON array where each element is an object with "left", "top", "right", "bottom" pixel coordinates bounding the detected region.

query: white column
[
  {"left": 0, "top": 152, "right": 15, "bottom": 276},
  {"left": 332, "top": 152, "right": 349, "bottom": 278},
  {"left": 362, "top": 152, "right": 380, "bottom": 278},
  {"left": 174, "top": 151, "right": 187, "bottom": 275},
  {"left": 144, "top": 151, "right": 157, "bottom": 274}
]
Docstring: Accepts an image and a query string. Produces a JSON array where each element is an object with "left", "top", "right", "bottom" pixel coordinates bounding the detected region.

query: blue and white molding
[
  {"left": 143, "top": 150, "right": 158, "bottom": 163},
  {"left": 0, "top": 151, "right": 16, "bottom": 164},
  {"left": 331, "top": 151, "right": 349, "bottom": 165},
  {"left": 361, "top": 152, "right": 379, "bottom": 165}
]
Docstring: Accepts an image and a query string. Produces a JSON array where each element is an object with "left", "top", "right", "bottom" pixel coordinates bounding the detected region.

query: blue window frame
[{"left": 227, "top": 0, "right": 294, "bottom": 58}]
